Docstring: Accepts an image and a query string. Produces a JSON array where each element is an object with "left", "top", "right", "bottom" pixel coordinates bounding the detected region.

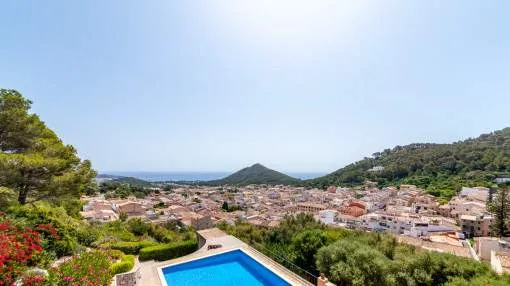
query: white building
[{"left": 319, "top": 209, "right": 338, "bottom": 225}]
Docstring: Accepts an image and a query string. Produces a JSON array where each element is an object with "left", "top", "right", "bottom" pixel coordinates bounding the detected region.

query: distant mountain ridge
[
  {"left": 98, "top": 127, "right": 509, "bottom": 193},
  {"left": 96, "top": 174, "right": 123, "bottom": 179},
  {"left": 206, "top": 163, "right": 300, "bottom": 186},
  {"left": 307, "top": 127, "right": 510, "bottom": 198}
]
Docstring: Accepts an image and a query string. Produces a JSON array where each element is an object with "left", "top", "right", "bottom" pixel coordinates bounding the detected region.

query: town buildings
[{"left": 81, "top": 181, "right": 502, "bottom": 262}]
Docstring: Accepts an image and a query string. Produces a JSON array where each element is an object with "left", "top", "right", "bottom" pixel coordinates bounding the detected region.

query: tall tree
[
  {"left": 291, "top": 229, "right": 327, "bottom": 272},
  {"left": 488, "top": 185, "right": 510, "bottom": 237},
  {"left": 0, "top": 89, "right": 96, "bottom": 204},
  {"left": 221, "top": 201, "right": 229, "bottom": 211}
]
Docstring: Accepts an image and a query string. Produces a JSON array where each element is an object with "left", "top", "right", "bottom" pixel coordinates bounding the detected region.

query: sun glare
[{"left": 207, "top": 1, "right": 375, "bottom": 52}]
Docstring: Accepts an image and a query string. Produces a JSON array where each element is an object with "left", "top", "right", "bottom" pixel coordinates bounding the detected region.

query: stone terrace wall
[{"left": 115, "top": 267, "right": 141, "bottom": 286}]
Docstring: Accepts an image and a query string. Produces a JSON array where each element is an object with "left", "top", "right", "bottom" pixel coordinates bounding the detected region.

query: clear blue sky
[{"left": 1, "top": 1, "right": 509, "bottom": 173}]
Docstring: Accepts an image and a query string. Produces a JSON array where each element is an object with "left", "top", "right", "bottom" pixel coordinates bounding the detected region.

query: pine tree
[
  {"left": 0, "top": 89, "right": 96, "bottom": 204},
  {"left": 488, "top": 186, "right": 510, "bottom": 237}
]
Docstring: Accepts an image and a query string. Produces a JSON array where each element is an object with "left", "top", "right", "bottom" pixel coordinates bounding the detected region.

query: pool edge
[{"left": 156, "top": 247, "right": 295, "bottom": 286}]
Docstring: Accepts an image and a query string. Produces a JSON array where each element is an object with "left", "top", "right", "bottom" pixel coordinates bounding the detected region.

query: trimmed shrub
[
  {"left": 109, "top": 241, "right": 159, "bottom": 254},
  {"left": 139, "top": 241, "right": 160, "bottom": 247},
  {"left": 139, "top": 240, "right": 198, "bottom": 261},
  {"left": 110, "top": 255, "right": 136, "bottom": 275},
  {"left": 109, "top": 242, "right": 139, "bottom": 254}
]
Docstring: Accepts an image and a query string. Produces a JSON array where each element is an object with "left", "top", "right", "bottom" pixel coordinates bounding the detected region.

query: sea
[{"left": 103, "top": 171, "right": 325, "bottom": 182}]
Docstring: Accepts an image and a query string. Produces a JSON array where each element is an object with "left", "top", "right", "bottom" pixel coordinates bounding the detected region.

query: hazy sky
[{"left": 1, "top": 1, "right": 509, "bottom": 173}]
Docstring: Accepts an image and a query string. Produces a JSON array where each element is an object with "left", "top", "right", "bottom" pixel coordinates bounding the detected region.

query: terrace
[{"left": 128, "top": 228, "right": 323, "bottom": 286}]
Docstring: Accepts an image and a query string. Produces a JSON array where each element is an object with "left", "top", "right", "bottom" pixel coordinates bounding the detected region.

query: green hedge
[
  {"left": 110, "top": 254, "right": 136, "bottom": 275},
  {"left": 110, "top": 241, "right": 159, "bottom": 254},
  {"left": 139, "top": 240, "right": 198, "bottom": 261}
]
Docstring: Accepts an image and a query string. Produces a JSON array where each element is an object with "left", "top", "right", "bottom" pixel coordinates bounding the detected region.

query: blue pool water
[{"left": 161, "top": 249, "right": 291, "bottom": 286}]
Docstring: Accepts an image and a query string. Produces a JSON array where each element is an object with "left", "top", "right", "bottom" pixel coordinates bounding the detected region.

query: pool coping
[{"left": 156, "top": 247, "right": 295, "bottom": 286}]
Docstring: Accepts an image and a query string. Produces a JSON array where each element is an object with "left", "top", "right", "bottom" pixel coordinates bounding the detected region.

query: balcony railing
[{"left": 248, "top": 242, "right": 317, "bottom": 285}]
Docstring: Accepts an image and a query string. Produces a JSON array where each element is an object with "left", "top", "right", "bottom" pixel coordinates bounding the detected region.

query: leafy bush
[
  {"left": 0, "top": 187, "right": 16, "bottom": 209},
  {"left": 127, "top": 218, "right": 150, "bottom": 236},
  {"left": 291, "top": 229, "right": 327, "bottom": 272},
  {"left": 53, "top": 236, "right": 79, "bottom": 257},
  {"left": 109, "top": 241, "right": 159, "bottom": 254},
  {"left": 446, "top": 274, "right": 510, "bottom": 286},
  {"left": 316, "top": 239, "right": 394, "bottom": 286},
  {"left": 139, "top": 240, "right": 197, "bottom": 261},
  {"left": 5, "top": 203, "right": 91, "bottom": 257},
  {"left": 59, "top": 199, "right": 85, "bottom": 218},
  {"left": 0, "top": 218, "right": 47, "bottom": 285},
  {"left": 316, "top": 235, "right": 496, "bottom": 286},
  {"left": 48, "top": 250, "right": 112, "bottom": 286},
  {"left": 98, "top": 220, "right": 137, "bottom": 242},
  {"left": 108, "top": 249, "right": 124, "bottom": 259},
  {"left": 74, "top": 227, "right": 98, "bottom": 246},
  {"left": 110, "top": 254, "right": 136, "bottom": 275},
  {"left": 148, "top": 224, "right": 167, "bottom": 242}
]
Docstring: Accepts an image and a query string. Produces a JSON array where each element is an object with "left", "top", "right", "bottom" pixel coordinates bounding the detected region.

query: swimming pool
[{"left": 159, "top": 249, "right": 291, "bottom": 286}]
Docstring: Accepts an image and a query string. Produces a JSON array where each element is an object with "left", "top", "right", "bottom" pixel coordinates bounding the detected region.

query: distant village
[{"left": 81, "top": 181, "right": 510, "bottom": 274}]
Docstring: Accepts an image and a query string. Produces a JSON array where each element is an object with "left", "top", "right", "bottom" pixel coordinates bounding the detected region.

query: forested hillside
[{"left": 308, "top": 128, "right": 510, "bottom": 198}]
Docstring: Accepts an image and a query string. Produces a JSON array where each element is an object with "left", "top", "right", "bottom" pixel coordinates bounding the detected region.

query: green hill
[
  {"left": 97, "top": 174, "right": 154, "bottom": 187},
  {"left": 307, "top": 128, "right": 510, "bottom": 199},
  {"left": 112, "top": 176, "right": 154, "bottom": 187},
  {"left": 207, "top": 163, "right": 300, "bottom": 186}
]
